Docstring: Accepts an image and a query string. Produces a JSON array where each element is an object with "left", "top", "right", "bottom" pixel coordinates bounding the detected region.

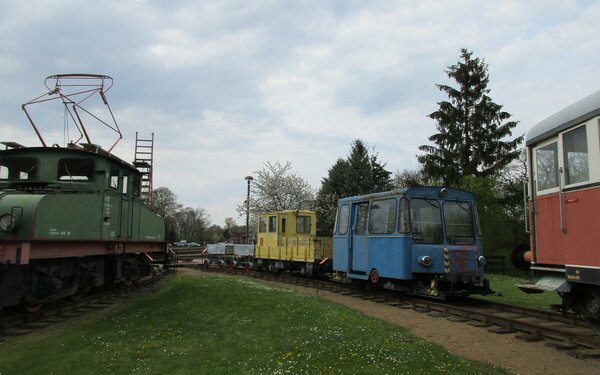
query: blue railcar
[{"left": 333, "top": 187, "right": 491, "bottom": 297}]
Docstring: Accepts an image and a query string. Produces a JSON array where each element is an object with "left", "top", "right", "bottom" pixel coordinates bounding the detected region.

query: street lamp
[{"left": 244, "top": 175, "right": 253, "bottom": 244}]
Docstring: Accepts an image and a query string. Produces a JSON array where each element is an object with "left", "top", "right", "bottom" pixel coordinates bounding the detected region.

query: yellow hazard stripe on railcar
[{"left": 444, "top": 247, "right": 449, "bottom": 273}]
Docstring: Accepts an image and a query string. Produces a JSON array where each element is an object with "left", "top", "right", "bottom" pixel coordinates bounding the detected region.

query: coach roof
[{"left": 526, "top": 90, "right": 600, "bottom": 146}]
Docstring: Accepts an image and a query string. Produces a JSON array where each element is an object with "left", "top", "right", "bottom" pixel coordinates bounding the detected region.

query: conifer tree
[
  {"left": 418, "top": 48, "right": 523, "bottom": 186},
  {"left": 315, "top": 139, "right": 391, "bottom": 235}
]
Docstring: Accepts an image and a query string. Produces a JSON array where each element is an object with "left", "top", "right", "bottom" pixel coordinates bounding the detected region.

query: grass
[
  {"left": 0, "top": 274, "right": 510, "bottom": 375},
  {"left": 475, "top": 273, "right": 562, "bottom": 310}
]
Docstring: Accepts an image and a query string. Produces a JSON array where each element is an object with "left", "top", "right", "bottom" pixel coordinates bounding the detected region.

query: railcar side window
[
  {"left": 535, "top": 142, "right": 558, "bottom": 190},
  {"left": 444, "top": 202, "right": 474, "bottom": 244},
  {"left": 337, "top": 204, "right": 350, "bottom": 235},
  {"left": 369, "top": 198, "right": 396, "bottom": 234},
  {"left": 58, "top": 158, "right": 94, "bottom": 181},
  {"left": 399, "top": 197, "right": 410, "bottom": 233},
  {"left": 296, "top": 215, "right": 311, "bottom": 234},
  {"left": 410, "top": 199, "right": 443, "bottom": 244},
  {"left": 0, "top": 157, "right": 37, "bottom": 180},
  {"left": 268, "top": 216, "right": 276, "bottom": 232},
  {"left": 563, "top": 126, "right": 589, "bottom": 185},
  {"left": 259, "top": 217, "right": 267, "bottom": 233},
  {"left": 354, "top": 203, "right": 369, "bottom": 235}
]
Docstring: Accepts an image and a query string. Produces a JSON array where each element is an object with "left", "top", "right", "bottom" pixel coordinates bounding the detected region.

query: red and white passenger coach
[{"left": 515, "top": 90, "right": 600, "bottom": 322}]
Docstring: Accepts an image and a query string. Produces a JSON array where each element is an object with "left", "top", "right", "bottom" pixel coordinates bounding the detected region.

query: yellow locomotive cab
[{"left": 255, "top": 210, "right": 332, "bottom": 274}]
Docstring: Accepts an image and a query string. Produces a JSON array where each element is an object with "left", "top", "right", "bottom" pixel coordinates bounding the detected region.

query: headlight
[
  {"left": 418, "top": 255, "right": 432, "bottom": 267},
  {"left": 478, "top": 255, "right": 486, "bottom": 266},
  {"left": 0, "top": 213, "right": 17, "bottom": 231}
]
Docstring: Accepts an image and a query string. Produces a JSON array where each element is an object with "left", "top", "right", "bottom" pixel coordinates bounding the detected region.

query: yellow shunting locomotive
[{"left": 254, "top": 210, "right": 332, "bottom": 275}]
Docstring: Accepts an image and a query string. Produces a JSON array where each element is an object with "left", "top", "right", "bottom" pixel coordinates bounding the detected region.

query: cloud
[{"left": 2, "top": 0, "right": 600, "bottom": 226}]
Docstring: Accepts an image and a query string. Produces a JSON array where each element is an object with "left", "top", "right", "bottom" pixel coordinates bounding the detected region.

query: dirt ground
[{"left": 179, "top": 268, "right": 600, "bottom": 375}]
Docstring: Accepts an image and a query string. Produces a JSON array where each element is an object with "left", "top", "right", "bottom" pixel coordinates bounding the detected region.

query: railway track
[
  {"left": 195, "top": 264, "right": 600, "bottom": 360},
  {"left": 0, "top": 271, "right": 173, "bottom": 341}
]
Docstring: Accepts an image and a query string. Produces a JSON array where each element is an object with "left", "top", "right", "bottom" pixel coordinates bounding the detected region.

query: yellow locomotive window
[
  {"left": 268, "top": 216, "right": 276, "bottom": 232},
  {"left": 296, "top": 216, "right": 311, "bottom": 234},
  {"left": 259, "top": 217, "right": 267, "bottom": 233}
]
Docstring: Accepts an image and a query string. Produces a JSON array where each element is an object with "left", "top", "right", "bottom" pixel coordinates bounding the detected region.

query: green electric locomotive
[{"left": 0, "top": 74, "right": 167, "bottom": 311}]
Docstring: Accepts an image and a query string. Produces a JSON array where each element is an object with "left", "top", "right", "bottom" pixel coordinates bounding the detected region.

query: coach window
[
  {"left": 399, "top": 197, "right": 410, "bottom": 233},
  {"left": 58, "top": 158, "right": 94, "bottom": 181},
  {"left": 369, "top": 199, "right": 396, "bottom": 234},
  {"left": 563, "top": 126, "right": 589, "bottom": 185},
  {"left": 0, "top": 157, "right": 37, "bottom": 180},
  {"left": 268, "top": 216, "right": 277, "bottom": 232},
  {"left": 296, "top": 215, "right": 311, "bottom": 234},
  {"left": 535, "top": 142, "right": 558, "bottom": 191},
  {"left": 259, "top": 217, "right": 267, "bottom": 233},
  {"left": 337, "top": 204, "right": 350, "bottom": 235},
  {"left": 410, "top": 199, "right": 443, "bottom": 244},
  {"left": 281, "top": 218, "right": 286, "bottom": 233}
]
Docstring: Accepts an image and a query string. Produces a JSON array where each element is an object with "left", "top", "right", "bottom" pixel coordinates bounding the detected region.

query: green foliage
[
  {"left": 316, "top": 139, "right": 392, "bottom": 235},
  {"left": 0, "top": 275, "right": 508, "bottom": 374},
  {"left": 458, "top": 175, "right": 527, "bottom": 254},
  {"left": 418, "top": 48, "right": 523, "bottom": 186}
]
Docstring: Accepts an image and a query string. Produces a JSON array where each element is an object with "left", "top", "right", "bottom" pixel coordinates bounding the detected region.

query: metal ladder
[{"left": 133, "top": 132, "right": 154, "bottom": 207}]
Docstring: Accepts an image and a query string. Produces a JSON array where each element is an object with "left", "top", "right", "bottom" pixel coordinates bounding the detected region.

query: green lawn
[
  {"left": 476, "top": 273, "right": 562, "bottom": 310},
  {"left": 0, "top": 274, "right": 509, "bottom": 375}
]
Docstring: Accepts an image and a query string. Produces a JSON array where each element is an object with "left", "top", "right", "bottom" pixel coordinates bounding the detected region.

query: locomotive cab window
[
  {"left": 444, "top": 201, "right": 474, "bottom": 244},
  {"left": 0, "top": 157, "right": 37, "bottom": 180},
  {"left": 296, "top": 215, "right": 311, "bottom": 234},
  {"left": 109, "top": 167, "right": 119, "bottom": 189},
  {"left": 563, "top": 125, "right": 589, "bottom": 185},
  {"left": 58, "top": 158, "right": 94, "bottom": 181},
  {"left": 268, "top": 216, "right": 276, "bottom": 232},
  {"left": 369, "top": 198, "right": 396, "bottom": 234}
]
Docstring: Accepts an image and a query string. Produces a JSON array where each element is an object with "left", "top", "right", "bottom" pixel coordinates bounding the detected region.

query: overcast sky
[{"left": 1, "top": 0, "right": 599, "bottom": 227}]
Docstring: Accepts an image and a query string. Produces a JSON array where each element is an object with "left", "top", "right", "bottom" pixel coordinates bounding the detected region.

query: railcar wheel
[
  {"left": 23, "top": 301, "right": 43, "bottom": 313},
  {"left": 369, "top": 269, "right": 380, "bottom": 284}
]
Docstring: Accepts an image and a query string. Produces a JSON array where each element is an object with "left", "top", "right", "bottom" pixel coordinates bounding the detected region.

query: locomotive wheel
[{"left": 369, "top": 269, "right": 380, "bottom": 284}]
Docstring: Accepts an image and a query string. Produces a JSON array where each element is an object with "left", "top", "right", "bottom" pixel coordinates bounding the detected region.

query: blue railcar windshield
[
  {"left": 410, "top": 198, "right": 443, "bottom": 244},
  {"left": 444, "top": 201, "right": 475, "bottom": 244}
]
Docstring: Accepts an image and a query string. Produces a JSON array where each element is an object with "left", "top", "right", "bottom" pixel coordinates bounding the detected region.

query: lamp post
[{"left": 244, "top": 175, "right": 253, "bottom": 244}]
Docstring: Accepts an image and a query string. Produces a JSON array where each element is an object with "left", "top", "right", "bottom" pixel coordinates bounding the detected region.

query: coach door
[{"left": 349, "top": 202, "right": 369, "bottom": 274}]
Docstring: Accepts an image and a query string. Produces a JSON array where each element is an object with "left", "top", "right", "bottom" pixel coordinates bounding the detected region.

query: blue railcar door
[{"left": 350, "top": 202, "right": 369, "bottom": 274}]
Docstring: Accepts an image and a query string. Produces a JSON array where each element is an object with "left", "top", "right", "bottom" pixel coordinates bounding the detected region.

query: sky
[{"left": 1, "top": 0, "right": 599, "bottom": 227}]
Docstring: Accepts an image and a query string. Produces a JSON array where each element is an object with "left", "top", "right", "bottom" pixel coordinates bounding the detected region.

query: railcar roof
[
  {"left": 337, "top": 187, "right": 475, "bottom": 203},
  {"left": 526, "top": 90, "right": 600, "bottom": 146}
]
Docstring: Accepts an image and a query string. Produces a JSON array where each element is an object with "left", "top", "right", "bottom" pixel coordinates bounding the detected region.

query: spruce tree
[
  {"left": 315, "top": 139, "right": 391, "bottom": 235},
  {"left": 418, "top": 48, "right": 523, "bottom": 186}
]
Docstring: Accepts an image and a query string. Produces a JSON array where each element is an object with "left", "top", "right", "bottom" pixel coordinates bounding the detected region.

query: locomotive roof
[
  {"left": 0, "top": 145, "right": 141, "bottom": 176},
  {"left": 526, "top": 90, "right": 600, "bottom": 146}
]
